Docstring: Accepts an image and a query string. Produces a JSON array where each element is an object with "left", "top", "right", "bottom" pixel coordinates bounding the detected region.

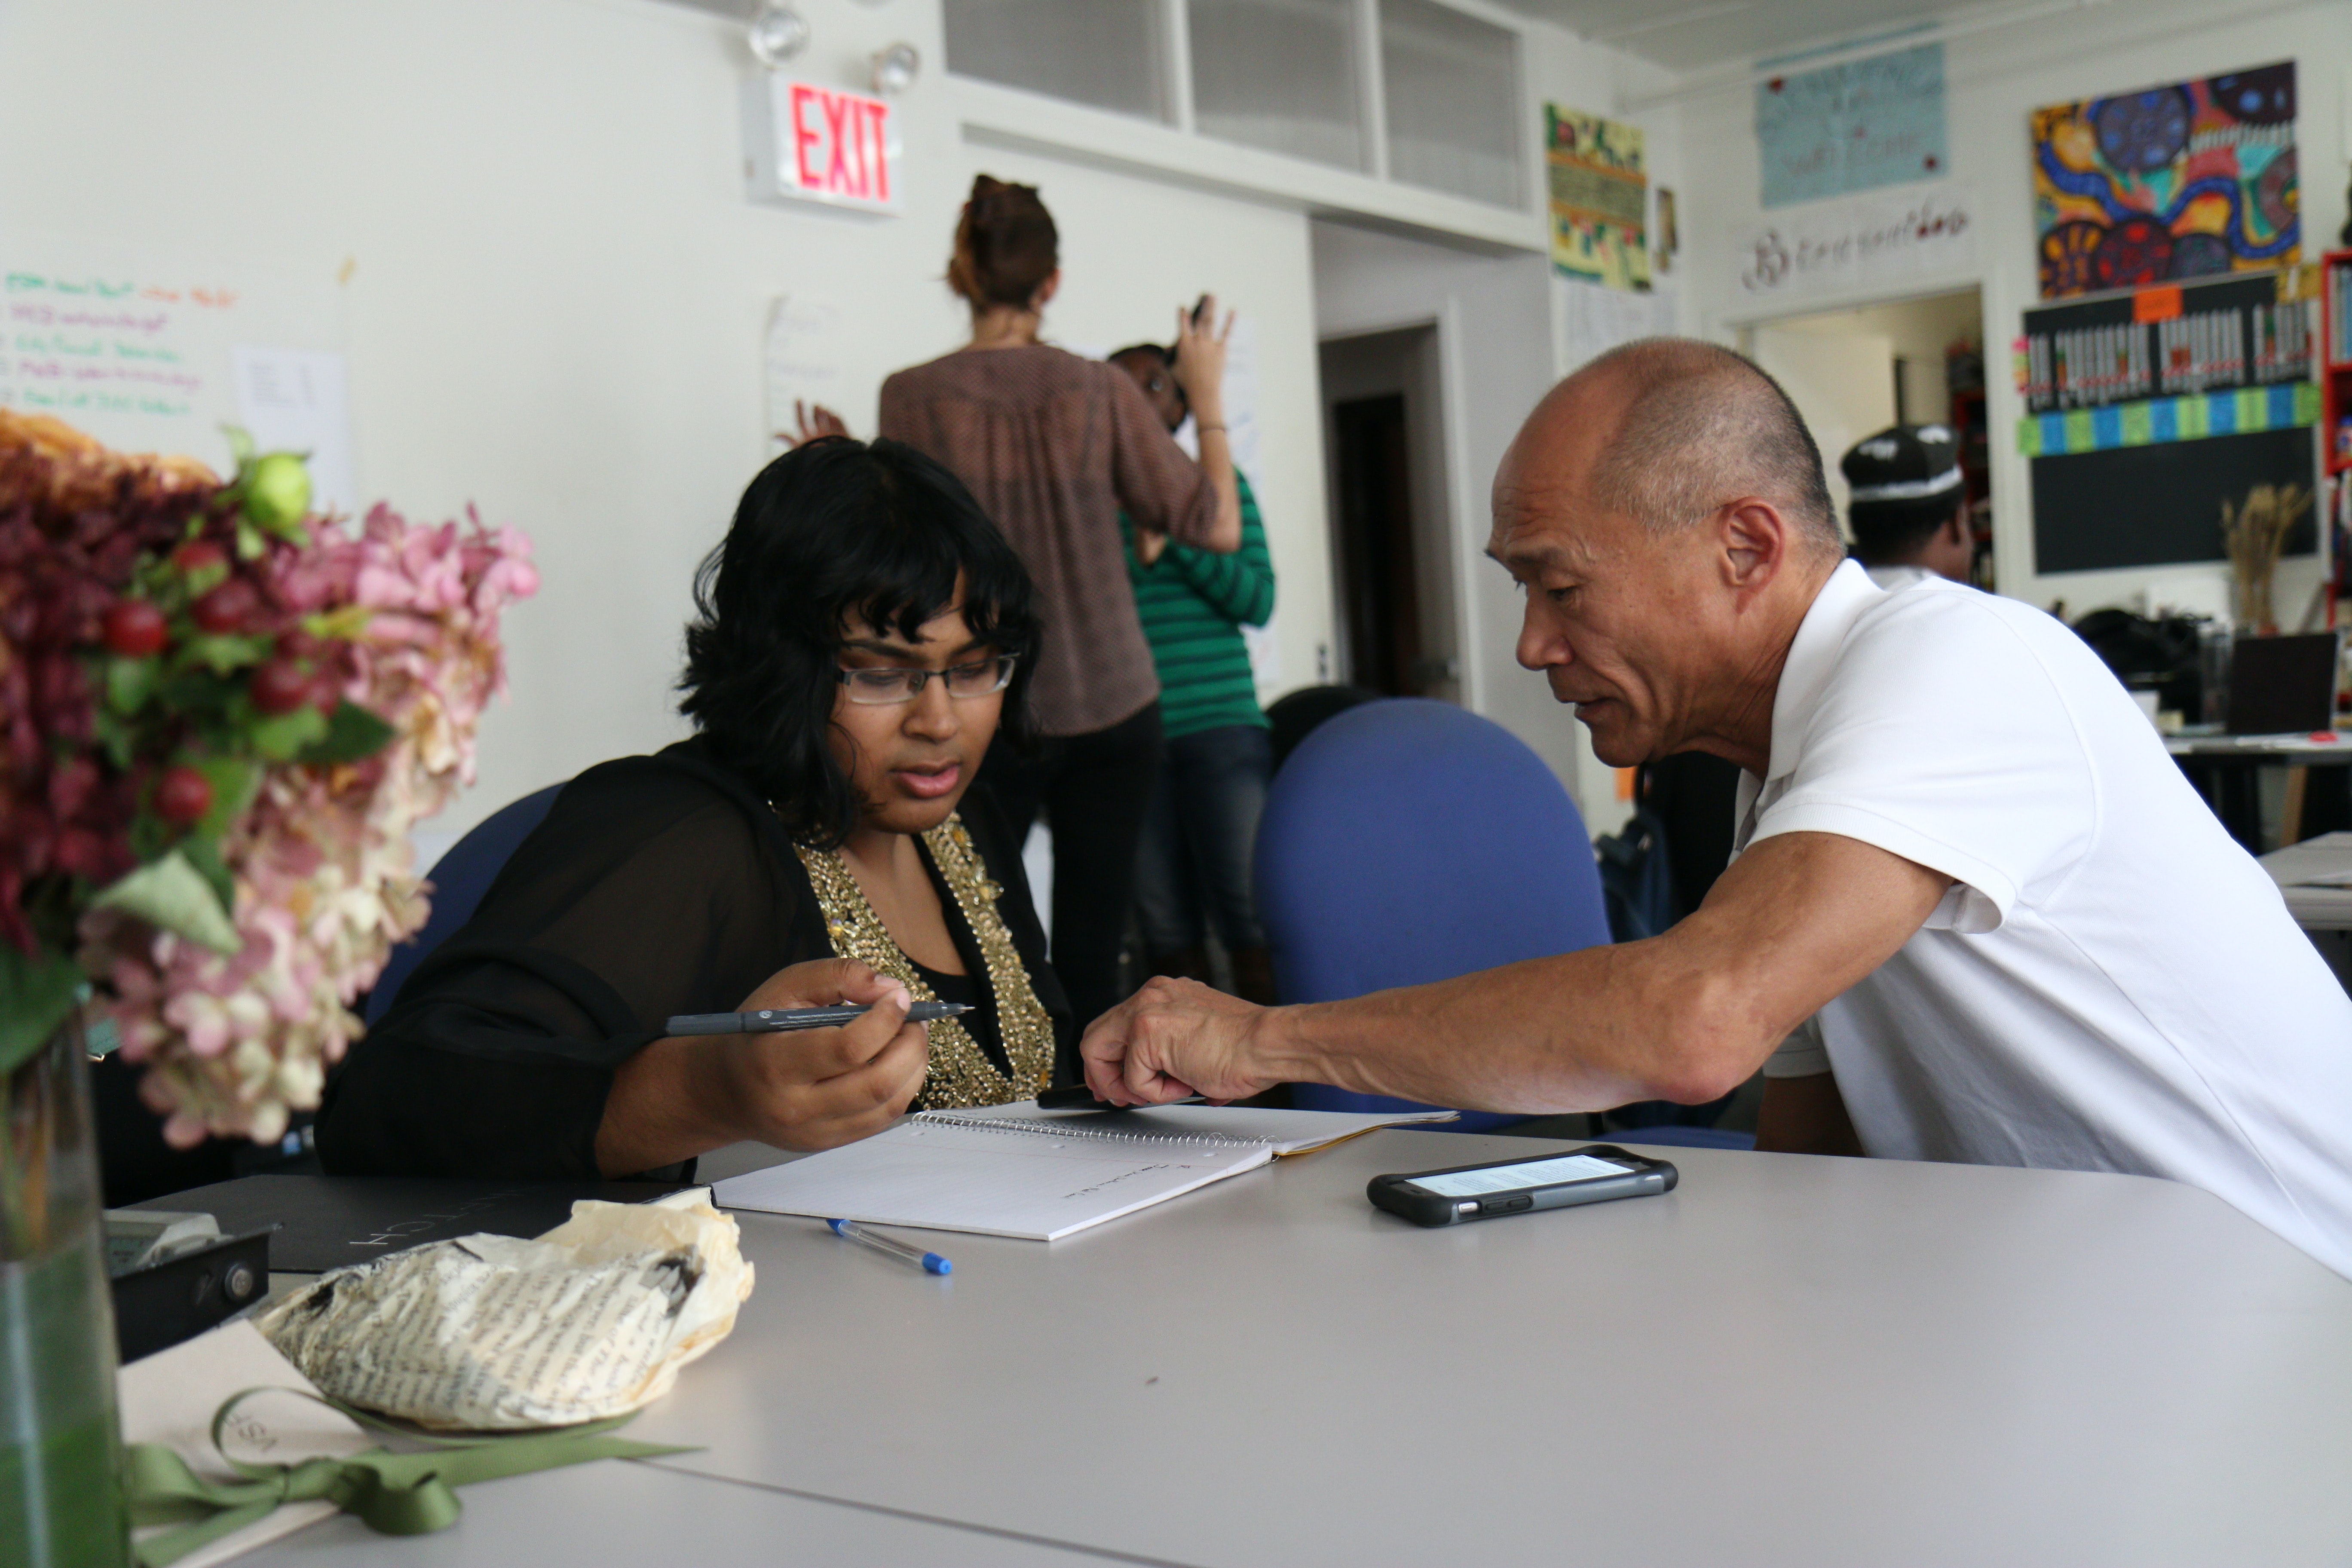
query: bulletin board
[
  {"left": 2021, "top": 267, "right": 2319, "bottom": 574},
  {"left": 2030, "top": 425, "right": 2315, "bottom": 573}
]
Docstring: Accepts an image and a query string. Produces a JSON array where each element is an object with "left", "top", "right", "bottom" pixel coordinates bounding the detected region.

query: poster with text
[
  {"left": 1547, "top": 106, "right": 1649, "bottom": 293},
  {"left": 2031, "top": 62, "right": 2298, "bottom": 300},
  {"left": 1756, "top": 43, "right": 1947, "bottom": 209}
]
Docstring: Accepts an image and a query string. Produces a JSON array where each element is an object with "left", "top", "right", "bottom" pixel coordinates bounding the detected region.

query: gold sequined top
[{"left": 793, "top": 813, "right": 1057, "bottom": 1111}]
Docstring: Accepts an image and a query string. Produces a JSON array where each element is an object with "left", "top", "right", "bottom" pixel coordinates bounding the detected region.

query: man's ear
[{"left": 1718, "top": 498, "right": 1794, "bottom": 596}]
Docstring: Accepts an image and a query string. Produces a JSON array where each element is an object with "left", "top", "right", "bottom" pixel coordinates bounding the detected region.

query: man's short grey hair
[{"left": 1578, "top": 339, "right": 1841, "bottom": 554}]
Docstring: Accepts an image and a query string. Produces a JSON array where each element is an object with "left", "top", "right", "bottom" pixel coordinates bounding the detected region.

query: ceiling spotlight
[
  {"left": 746, "top": 3, "right": 810, "bottom": 69},
  {"left": 870, "top": 42, "right": 920, "bottom": 95}
]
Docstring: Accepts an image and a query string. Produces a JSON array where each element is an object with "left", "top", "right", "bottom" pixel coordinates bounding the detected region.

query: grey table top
[
  {"left": 240, "top": 1447, "right": 1147, "bottom": 1566},
  {"left": 242, "top": 1130, "right": 2352, "bottom": 1566},
  {"left": 651, "top": 1130, "right": 2352, "bottom": 1568},
  {"left": 2165, "top": 731, "right": 2352, "bottom": 760},
  {"left": 2262, "top": 831, "right": 2352, "bottom": 930}
]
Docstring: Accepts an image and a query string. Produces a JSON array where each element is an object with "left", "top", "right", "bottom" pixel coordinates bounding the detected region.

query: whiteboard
[{"left": 0, "top": 235, "right": 355, "bottom": 511}]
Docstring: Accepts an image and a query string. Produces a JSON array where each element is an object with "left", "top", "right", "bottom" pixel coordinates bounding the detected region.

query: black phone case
[{"left": 1366, "top": 1144, "right": 1678, "bottom": 1227}]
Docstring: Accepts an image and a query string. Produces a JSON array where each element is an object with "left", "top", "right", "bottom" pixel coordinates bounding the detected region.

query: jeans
[
  {"left": 974, "top": 702, "right": 1164, "bottom": 1030},
  {"left": 1133, "top": 723, "right": 1272, "bottom": 954}
]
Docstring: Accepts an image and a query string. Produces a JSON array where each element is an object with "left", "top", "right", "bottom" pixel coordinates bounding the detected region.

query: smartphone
[{"left": 1366, "top": 1144, "right": 1676, "bottom": 1227}]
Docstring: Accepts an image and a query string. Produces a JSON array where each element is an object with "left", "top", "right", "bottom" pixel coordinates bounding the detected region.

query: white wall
[
  {"left": 1312, "top": 220, "right": 1591, "bottom": 810},
  {"left": 1312, "top": 32, "right": 1684, "bottom": 838},
  {"left": 0, "top": 0, "right": 1333, "bottom": 840},
  {"left": 1674, "top": 0, "right": 2352, "bottom": 620}
]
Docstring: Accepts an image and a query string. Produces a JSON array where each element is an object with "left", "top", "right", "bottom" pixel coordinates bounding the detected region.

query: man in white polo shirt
[{"left": 1078, "top": 338, "right": 2352, "bottom": 1280}]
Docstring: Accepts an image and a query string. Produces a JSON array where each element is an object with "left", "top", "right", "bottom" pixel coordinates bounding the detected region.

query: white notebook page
[
  {"left": 940, "top": 1102, "right": 1458, "bottom": 1154},
  {"left": 712, "top": 1118, "right": 1273, "bottom": 1241}
]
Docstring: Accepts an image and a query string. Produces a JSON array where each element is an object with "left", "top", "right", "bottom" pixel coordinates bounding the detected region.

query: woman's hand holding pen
[{"left": 596, "top": 957, "right": 928, "bottom": 1175}]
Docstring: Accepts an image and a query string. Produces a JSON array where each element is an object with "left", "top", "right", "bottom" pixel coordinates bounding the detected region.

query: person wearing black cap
[{"left": 1841, "top": 423, "right": 1974, "bottom": 591}]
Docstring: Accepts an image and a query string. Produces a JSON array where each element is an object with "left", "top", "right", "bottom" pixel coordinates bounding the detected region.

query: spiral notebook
[{"left": 711, "top": 1104, "right": 1456, "bottom": 1241}]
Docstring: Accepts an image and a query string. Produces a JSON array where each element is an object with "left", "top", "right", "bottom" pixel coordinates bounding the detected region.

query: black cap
[{"left": 1841, "top": 424, "right": 1963, "bottom": 505}]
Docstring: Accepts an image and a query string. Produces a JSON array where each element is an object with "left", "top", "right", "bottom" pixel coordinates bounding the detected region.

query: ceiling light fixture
[
  {"left": 745, "top": 2, "right": 810, "bottom": 69},
  {"left": 870, "top": 42, "right": 920, "bottom": 96}
]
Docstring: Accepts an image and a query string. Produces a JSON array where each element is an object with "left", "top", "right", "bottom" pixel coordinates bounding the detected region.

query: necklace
[{"left": 793, "top": 814, "right": 1055, "bottom": 1111}]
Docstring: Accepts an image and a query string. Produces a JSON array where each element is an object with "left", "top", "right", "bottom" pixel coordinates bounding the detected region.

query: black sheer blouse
[{"left": 315, "top": 739, "right": 1074, "bottom": 1180}]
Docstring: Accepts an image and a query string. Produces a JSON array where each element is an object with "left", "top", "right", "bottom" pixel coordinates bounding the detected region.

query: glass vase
[{"left": 1, "top": 1011, "right": 129, "bottom": 1567}]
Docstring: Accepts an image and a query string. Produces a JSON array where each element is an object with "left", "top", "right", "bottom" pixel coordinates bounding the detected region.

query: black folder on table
[{"left": 127, "top": 1175, "right": 686, "bottom": 1273}]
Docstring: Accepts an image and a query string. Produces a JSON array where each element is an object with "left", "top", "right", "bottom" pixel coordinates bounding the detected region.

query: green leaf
[
  {"left": 105, "top": 655, "right": 159, "bottom": 715},
  {"left": 0, "top": 944, "right": 83, "bottom": 1079},
  {"left": 181, "top": 634, "right": 272, "bottom": 675},
  {"left": 297, "top": 701, "right": 397, "bottom": 765},
  {"left": 90, "top": 849, "right": 240, "bottom": 956},
  {"left": 181, "top": 555, "right": 230, "bottom": 597},
  {"left": 189, "top": 755, "right": 260, "bottom": 841},
  {"left": 233, "top": 518, "right": 265, "bottom": 560},
  {"left": 302, "top": 605, "right": 373, "bottom": 642},
  {"left": 178, "top": 833, "right": 235, "bottom": 912},
  {"left": 248, "top": 706, "right": 327, "bottom": 762},
  {"left": 90, "top": 705, "right": 136, "bottom": 772},
  {"left": 222, "top": 424, "right": 256, "bottom": 469}
]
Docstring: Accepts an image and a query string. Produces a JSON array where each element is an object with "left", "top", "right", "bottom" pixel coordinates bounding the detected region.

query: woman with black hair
[{"left": 316, "top": 437, "right": 1072, "bottom": 1180}]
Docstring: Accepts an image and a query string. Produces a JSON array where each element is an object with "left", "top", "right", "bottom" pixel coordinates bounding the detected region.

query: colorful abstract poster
[
  {"left": 2032, "top": 63, "right": 2299, "bottom": 300},
  {"left": 1547, "top": 106, "right": 1648, "bottom": 293},
  {"left": 1756, "top": 43, "right": 1947, "bottom": 209}
]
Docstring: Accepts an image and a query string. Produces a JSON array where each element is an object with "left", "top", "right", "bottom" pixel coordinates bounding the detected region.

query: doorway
[
  {"left": 1319, "top": 325, "right": 1458, "bottom": 699},
  {"left": 1743, "top": 287, "right": 1992, "bottom": 586}
]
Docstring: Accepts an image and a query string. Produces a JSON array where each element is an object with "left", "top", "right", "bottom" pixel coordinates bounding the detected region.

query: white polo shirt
[{"left": 1743, "top": 560, "right": 2352, "bottom": 1279}]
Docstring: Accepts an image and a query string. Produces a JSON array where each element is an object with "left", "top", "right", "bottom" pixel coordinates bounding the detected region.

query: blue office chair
[
  {"left": 363, "top": 782, "right": 567, "bottom": 1025},
  {"left": 1254, "top": 699, "right": 1614, "bottom": 1134}
]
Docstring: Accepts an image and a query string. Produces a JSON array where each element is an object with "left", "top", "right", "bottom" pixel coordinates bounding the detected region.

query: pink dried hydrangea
[{"left": 85, "top": 505, "right": 537, "bottom": 1145}]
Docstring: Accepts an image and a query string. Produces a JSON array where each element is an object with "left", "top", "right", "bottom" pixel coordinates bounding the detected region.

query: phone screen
[{"left": 1407, "top": 1152, "right": 1630, "bottom": 1198}]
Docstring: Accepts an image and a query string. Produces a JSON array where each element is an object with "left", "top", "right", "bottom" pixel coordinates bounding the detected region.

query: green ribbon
[{"left": 122, "top": 1387, "right": 696, "bottom": 1567}]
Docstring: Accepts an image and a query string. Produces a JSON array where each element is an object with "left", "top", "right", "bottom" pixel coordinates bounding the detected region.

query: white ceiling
[{"left": 1491, "top": 0, "right": 1958, "bottom": 71}]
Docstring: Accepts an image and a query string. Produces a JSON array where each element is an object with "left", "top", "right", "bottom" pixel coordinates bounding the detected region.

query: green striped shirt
[{"left": 1120, "top": 471, "right": 1274, "bottom": 741}]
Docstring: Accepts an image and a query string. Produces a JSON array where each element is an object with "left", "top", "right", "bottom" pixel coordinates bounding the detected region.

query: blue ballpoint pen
[{"left": 827, "top": 1217, "right": 952, "bottom": 1275}]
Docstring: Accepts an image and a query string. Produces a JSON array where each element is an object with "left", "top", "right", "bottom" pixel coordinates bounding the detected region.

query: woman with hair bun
[
  {"left": 873, "top": 174, "right": 1242, "bottom": 1029},
  {"left": 318, "top": 437, "right": 1072, "bottom": 1179}
]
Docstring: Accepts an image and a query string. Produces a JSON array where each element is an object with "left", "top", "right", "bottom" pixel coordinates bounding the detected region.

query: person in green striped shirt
[{"left": 1112, "top": 343, "right": 1278, "bottom": 1006}]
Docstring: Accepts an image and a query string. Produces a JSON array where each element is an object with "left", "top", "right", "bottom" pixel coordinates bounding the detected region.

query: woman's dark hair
[
  {"left": 947, "top": 175, "right": 1058, "bottom": 309},
  {"left": 680, "top": 437, "right": 1040, "bottom": 847}
]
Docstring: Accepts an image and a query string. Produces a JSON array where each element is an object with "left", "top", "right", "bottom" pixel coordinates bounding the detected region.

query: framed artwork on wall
[{"left": 2032, "top": 63, "right": 2299, "bottom": 300}]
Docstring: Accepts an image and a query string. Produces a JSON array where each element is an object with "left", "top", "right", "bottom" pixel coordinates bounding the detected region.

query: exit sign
[{"left": 745, "top": 77, "right": 901, "bottom": 214}]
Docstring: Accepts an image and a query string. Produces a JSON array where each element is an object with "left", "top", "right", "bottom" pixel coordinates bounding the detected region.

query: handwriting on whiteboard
[{"left": 4, "top": 270, "right": 242, "bottom": 420}]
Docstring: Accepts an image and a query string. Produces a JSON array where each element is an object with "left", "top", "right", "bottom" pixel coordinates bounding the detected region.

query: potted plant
[{"left": 0, "top": 410, "right": 534, "bottom": 1564}]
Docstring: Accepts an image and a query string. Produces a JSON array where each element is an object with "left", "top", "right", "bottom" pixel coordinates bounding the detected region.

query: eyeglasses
[{"left": 836, "top": 654, "right": 1017, "bottom": 705}]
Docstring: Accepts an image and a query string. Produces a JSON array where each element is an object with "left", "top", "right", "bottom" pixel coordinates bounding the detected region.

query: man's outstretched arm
[{"left": 1081, "top": 830, "right": 1951, "bottom": 1112}]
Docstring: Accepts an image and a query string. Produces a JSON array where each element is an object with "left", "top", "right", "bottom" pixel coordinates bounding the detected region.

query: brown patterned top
[{"left": 879, "top": 344, "right": 1220, "bottom": 737}]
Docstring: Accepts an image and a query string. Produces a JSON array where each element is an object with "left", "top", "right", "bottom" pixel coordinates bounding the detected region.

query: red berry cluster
[
  {"left": 0, "top": 429, "right": 211, "bottom": 954},
  {"left": 0, "top": 416, "right": 358, "bottom": 961}
]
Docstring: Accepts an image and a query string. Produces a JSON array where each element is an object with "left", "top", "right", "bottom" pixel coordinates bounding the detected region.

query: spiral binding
[{"left": 914, "top": 1110, "right": 1263, "bottom": 1150}]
